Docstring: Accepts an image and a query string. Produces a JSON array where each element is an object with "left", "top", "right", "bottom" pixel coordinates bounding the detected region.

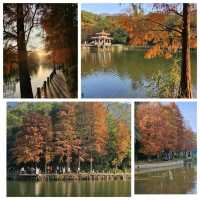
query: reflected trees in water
[{"left": 135, "top": 164, "right": 196, "bottom": 194}]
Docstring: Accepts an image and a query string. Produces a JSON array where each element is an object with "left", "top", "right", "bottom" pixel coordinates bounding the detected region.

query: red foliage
[{"left": 136, "top": 102, "right": 196, "bottom": 156}]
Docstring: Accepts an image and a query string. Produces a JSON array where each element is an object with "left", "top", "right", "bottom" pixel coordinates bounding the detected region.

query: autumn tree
[
  {"left": 179, "top": 4, "right": 192, "bottom": 97},
  {"left": 136, "top": 102, "right": 196, "bottom": 160},
  {"left": 168, "top": 102, "right": 185, "bottom": 154},
  {"left": 8, "top": 102, "right": 131, "bottom": 172},
  {"left": 93, "top": 103, "right": 108, "bottom": 156},
  {"left": 120, "top": 3, "right": 196, "bottom": 98},
  {"left": 107, "top": 103, "right": 131, "bottom": 168},
  {"left": 77, "top": 103, "right": 107, "bottom": 172},
  {"left": 39, "top": 115, "right": 53, "bottom": 173},
  {"left": 79, "top": 103, "right": 96, "bottom": 172},
  {"left": 41, "top": 4, "right": 78, "bottom": 97},
  {"left": 74, "top": 103, "right": 109, "bottom": 172},
  {"left": 16, "top": 4, "right": 33, "bottom": 98},
  {"left": 4, "top": 4, "right": 39, "bottom": 98},
  {"left": 112, "top": 120, "right": 130, "bottom": 169},
  {"left": 182, "top": 127, "right": 196, "bottom": 152},
  {"left": 74, "top": 103, "right": 91, "bottom": 171},
  {"left": 12, "top": 112, "right": 50, "bottom": 168},
  {"left": 106, "top": 114, "right": 117, "bottom": 168},
  {"left": 53, "top": 103, "right": 76, "bottom": 172},
  {"left": 136, "top": 103, "right": 165, "bottom": 157}
]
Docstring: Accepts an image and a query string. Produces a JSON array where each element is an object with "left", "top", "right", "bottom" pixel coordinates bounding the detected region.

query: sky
[
  {"left": 28, "top": 27, "right": 45, "bottom": 51},
  {"left": 81, "top": 3, "right": 153, "bottom": 15},
  {"left": 176, "top": 102, "right": 197, "bottom": 133},
  {"left": 162, "top": 102, "right": 197, "bottom": 133}
]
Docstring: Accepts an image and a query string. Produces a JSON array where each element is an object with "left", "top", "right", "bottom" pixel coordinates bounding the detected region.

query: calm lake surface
[
  {"left": 135, "top": 164, "right": 196, "bottom": 194},
  {"left": 4, "top": 64, "right": 53, "bottom": 98},
  {"left": 7, "top": 180, "right": 131, "bottom": 197},
  {"left": 81, "top": 49, "right": 197, "bottom": 98}
]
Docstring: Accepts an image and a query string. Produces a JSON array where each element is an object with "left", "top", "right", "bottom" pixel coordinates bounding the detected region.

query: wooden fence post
[
  {"left": 43, "top": 81, "right": 47, "bottom": 98},
  {"left": 47, "top": 77, "right": 50, "bottom": 86},
  {"left": 37, "top": 87, "right": 41, "bottom": 98},
  {"left": 43, "top": 81, "right": 47, "bottom": 90}
]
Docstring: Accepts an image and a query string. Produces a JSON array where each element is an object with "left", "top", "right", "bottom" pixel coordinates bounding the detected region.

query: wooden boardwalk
[{"left": 36, "top": 70, "right": 70, "bottom": 98}]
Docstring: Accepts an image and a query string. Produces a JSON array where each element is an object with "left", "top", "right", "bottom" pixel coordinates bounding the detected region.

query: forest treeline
[
  {"left": 7, "top": 103, "right": 131, "bottom": 173},
  {"left": 82, "top": 5, "right": 197, "bottom": 53},
  {"left": 135, "top": 102, "right": 196, "bottom": 161},
  {"left": 4, "top": 4, "right": 77, "bottom": 97}
]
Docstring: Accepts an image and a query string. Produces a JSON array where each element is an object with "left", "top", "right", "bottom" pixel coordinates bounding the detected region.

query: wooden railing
[{"left": 35, "top": 69, "right": 57, "bottom": 98}]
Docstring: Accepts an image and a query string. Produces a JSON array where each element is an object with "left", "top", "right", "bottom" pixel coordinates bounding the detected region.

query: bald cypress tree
[{"left": 53, "top": 103, "right": 76, "bottom": 172}]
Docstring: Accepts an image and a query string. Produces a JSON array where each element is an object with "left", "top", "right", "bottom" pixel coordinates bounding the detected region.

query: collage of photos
[{"left": 2, "top": 1, "right": 198, "bottom": 198}]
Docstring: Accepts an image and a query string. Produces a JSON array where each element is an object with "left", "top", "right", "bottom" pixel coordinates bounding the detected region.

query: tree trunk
[
  {"left": 64, "top": 4, "right": 77, "bottom": 98},
  {"left": 67, "top": 156, "right": 70, "bottom": 172},
  {"left": 178, "top": 3, "right": 192, "bottom": 98},
  {"left": 17, "top": 4, "right": 33, "bottom": 98},
  {"left": 78, "top": 155, "right": 81, "bottom": 172},
  {"left": 44, "top": 161, "right": 47, "bottom": 174},
  {"left": 90, "top": 153, "right": 93, "bottom": 172}
]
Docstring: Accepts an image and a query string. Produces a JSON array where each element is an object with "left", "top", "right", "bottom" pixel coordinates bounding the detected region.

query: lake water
[
  {"left": 81, "top": 49, "right": 197, "bottom": 98},
  {"left": 3, "top": 64, "right": 53, "bottom": 98},
  {"left": 135, "top": 164, "right": 196, "bottom": 194},
  {"left": 7, "top": 180, "right": 131, "bottom": 197}
]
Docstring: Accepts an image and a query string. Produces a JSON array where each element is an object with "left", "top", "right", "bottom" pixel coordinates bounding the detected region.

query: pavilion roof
[
  {"left": 95, "top": 30, "right": 111, "bottom": 36},
  {"left": 91, "top": 36, "right": 113, "bottom": 40}
]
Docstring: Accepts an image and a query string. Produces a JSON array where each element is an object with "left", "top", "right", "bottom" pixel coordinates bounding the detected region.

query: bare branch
[
  {"left": 145, "top": 18, "right": 182, "bottom": 34},
  {"left": 168, "top": 8, "right": 183, "bottom": 17},
  {"left": 25, "top": 6, "right": 38, "bottom": 46}
]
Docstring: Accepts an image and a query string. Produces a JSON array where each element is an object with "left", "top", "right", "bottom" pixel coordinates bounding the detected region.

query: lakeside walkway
[
  {"left": 135, "top": 160, "right": 184, "bottom": 174},
  {"left": 36, "top": 70, "right": 70, "bottom": 98}
]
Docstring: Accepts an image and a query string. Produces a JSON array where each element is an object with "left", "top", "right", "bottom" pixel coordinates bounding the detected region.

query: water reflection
[
  {"left": 82, "top": 49, "right": 197, "bottom": 98},
  {"left": 7, "top": 180, "right": 131, "bottom": 197},
  {"left": 135, "top": 164, "right": 196, "bottom": 194},
  {"left": 4, "top": 64, "right": 53, "bottom": 98}
]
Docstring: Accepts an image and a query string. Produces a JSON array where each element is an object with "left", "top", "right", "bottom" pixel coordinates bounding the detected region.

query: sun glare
[{"left": 37, "top": 50, "right": 46, "bottom": 58}]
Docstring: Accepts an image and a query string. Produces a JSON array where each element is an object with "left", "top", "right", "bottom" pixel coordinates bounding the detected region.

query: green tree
[{"left": 112, "top": 27, "right": 128, "bottom": 44}]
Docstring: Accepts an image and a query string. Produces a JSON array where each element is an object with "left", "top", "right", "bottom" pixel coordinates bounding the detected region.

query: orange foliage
[
  {"left": 93, "top": 103, "right": 108, "bottom": 155},
  {"left": 12, "top": 113, "right": 52, "bottom": 164},
  {"left": 136, "top": 102, "right": 196, "bottom": 156},
  {"left": 54, "top": 103, "right": 76, "bottom": 161},
  {"left": 51, "top": 48, "right": 71, "bottom": 64},
  {"left": 119, "top": 4, "right": 196, "bottom": 59},
  {"left": 114, "top": 120, "right": 130, "bottom": 165}
]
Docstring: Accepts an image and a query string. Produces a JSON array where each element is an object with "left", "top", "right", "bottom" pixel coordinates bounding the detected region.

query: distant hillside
[
  {"left": 82, "top": 10, "right": 99, "bottom": 25},
  {"left": 81, "top": 10, "right": 129, "bottom": 44}
]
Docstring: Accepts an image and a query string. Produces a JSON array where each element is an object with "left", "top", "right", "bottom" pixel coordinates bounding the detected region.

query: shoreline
[
  {"left": 7, "top": 172, "right": 131, "bottom": 181},
  {"left": 135, "top": 160, "right": 186, "bottom": 174}
]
